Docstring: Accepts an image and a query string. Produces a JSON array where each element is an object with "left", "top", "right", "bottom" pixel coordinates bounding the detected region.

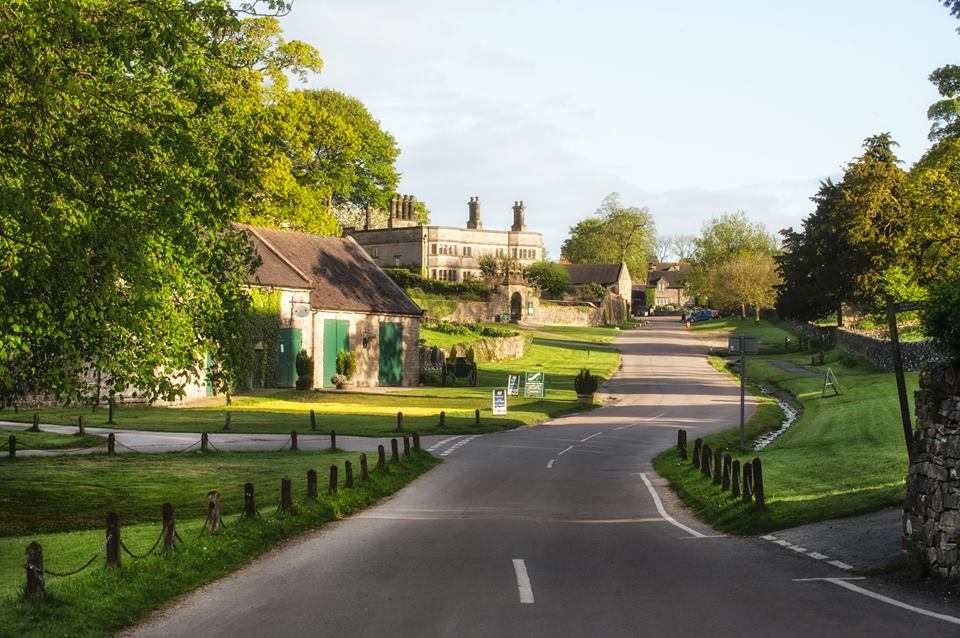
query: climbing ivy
[{"left": 235, "top": 288, "right": 282, "bottom": 391}]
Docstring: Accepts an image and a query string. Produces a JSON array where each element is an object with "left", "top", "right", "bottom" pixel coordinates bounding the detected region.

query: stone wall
[
  {"left": 446, "top": 334, "right": 526, "bottom": 363},
  {"left": 528, "top": 303, "right": 602, "bottom": 327},
  {"left": 903, "top": 364, "right": 960, "bottom": 578},
  {"left": 781, "top": 319, "right": 949, "bottom": 372}
]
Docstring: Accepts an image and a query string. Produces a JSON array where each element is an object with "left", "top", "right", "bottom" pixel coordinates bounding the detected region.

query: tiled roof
[
  {"left": 240, "top": 224, "right": 422, "bottom": 316},
  {"left": 562, "top": 263, "right": 624, "bottom": 286}
]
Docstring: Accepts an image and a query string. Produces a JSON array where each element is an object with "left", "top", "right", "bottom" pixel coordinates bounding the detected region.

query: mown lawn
[
  {"left": 692, "top": 317, "right": 796, "bottom": 352},
  {"left": 2, "top": 324, "right": 621, "bottom": 436},
  {"left": 0, "top": 427, "right": 104, "bottom": 451},
  {"left": 0, "top": 449, "right": 437, "bottom": 636},
  {"left": 655, "top": 345, "right": 914, "bottom": 534}
]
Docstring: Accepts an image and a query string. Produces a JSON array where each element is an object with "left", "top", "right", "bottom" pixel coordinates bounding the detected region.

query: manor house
[{"left": 344, "top": 195, "right": 545, "bottom": 282}]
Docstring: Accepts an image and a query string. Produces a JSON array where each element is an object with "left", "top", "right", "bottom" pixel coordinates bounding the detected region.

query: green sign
[{"left": 524, "top": 371, "right": 545, "bottom": 398}]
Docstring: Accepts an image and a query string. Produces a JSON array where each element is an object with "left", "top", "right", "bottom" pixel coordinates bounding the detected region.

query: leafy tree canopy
[
  {"left": 524, "top": 261, "right": 570, "bottom": 298},
  {"left": 687, "top": 211, "right": 777, "bottom": 299},
  {"left": 560, "top": 193, "right": 655, "bottom": 280}
]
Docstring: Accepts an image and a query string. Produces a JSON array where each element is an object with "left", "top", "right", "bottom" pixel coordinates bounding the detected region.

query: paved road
[{"left": 129, "top": 318, "right": 960, "bottom": 637}]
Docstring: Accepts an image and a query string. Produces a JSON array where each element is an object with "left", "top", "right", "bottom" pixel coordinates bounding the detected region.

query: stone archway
[{"left": 510, "top": 291, "right": 522, "bottom": 322}]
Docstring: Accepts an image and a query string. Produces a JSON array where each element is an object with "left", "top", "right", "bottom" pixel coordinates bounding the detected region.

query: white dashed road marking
[
  {"left": 439, "top": 435, "right": 480, "bottom": 457},
  {"left": 808, "top": 552, "right": 828, "bottom": 560},
  {"left": 512, "top": 559, "right": 535, "bottom": 604},
  {"left": 795, "top": 578, "right": 960, "bottom": 626},
  {"left": 426, "top": 436, "right": 461, "bottom": 452},
  {"left": 762, "top": 535, "right": 857, "bottom": 571},
  {"left": 579, "top": 432, "right": 602, "bottom": 443},
  {"left": 557, "top": 445, "right": 574, "bottom": 456},
  {"left": 827, "top": 560, "right": 853, "bottom": 571},
  {"left": 546, "top": 459, "right": 556, "bottom": 469},
  {"left": 639, "top": 473, "right": 706, "bottom": 538}
]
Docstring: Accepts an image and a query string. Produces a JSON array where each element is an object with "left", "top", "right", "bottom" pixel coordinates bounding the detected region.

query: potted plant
[
  {"left": 332, "top": 350, "right": 357, "bottom": 389},
  {"left": 295, "top": 350, "right": 313, "bottom": 390},
  {"left": 574, "top": 368, "right": 599, "bottom": 403}
]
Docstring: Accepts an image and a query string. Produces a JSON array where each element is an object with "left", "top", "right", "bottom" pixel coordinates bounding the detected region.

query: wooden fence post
[
  {"left": 692, "top": 438, "right": 702, "bottom": 469},
  {"left": 7, "top": 434, "right": 14, "bottom": 460},
  {"left": 731, "top": 460, "right": 741, "bottom": 498},
  {"left": 30, "top": 412, "right": 40, "bottom": 433},
  {"left": 345, "top": 461, "right": 354, "bottom": 488},
  {"left": 310, "top": 409, "right": 317, "bottom": 432},
  {"left": 360, "top": 453, "right": 369, "bottom": 481},
  {"left": 330, "top": 430, "right": 337, "bottom": 450},
  {"left": 77, "top": 415, "right": 85, "bottom": 436},
  {"left": 161, "top": 502, "right": 177, "bottom": 552},
  {"left": 701, "top": 444, "right": 712, "bottom": 478},
  {"left": 721, "top": 454, "right": 731, "bottom": 490},
  {"left": 107, "top": 433, "right": 116, "bottom": 456},
  {"left": 25, "top": 541, "right": 45, "bottom": 600},
  {"left": 396, "top": 411, "right": 403, "bottom": 432},
  {"left": 752, "top": 457, "right": 766, "bottom": 509},
  {"left": 677, "top": 430, "right": 687, "bottom": 460},
  {"left": 243, "top": 483, "right": 256, "bottom": 519},
  {"left": 403, "top": 436, "right": 411, "bottom": 458},
  {"left": 712, "top": 448, "right": 722, "bottom": 485},
  {"left": 306, "top": 470, "right": 317, "bottom": 500},
  {"left": 107, "top": 397, "right": 116, "bottom": 425},
  {"left": 413, "top": 432, "right": 421, "bottom": 451},
  {"left": 200, "top": 432, "right": 209, "bottom": 453},
  {"left": 377, "top": 445, "right": 386, "bottom": 469},
  {"left": 328, "top": 465, "right": 338, "bottom": 493},
  {"left": 205, "top": 490, "right": 223, "bottom": 533},
  {"left": 742, "top": 461, "right": 753, "bottom": 503},
  {"left": 106, "top": 513, "right": 120, "bottom": 568},
  {"left": 280, "top": 478, "right": 292, "bottom": 511},
  {"left": 475, "top": 409, "right": 480, "bottom": 425},
  {"left": 290, "top": 430, "right": 298, "bottom": 451},
  {"left": 223, "top": 412, "right": 231, "bottom": 432},
  {"left": 439, "top": 411, "right": 445, "bottom": 427},
  {"left": 390, "top": 438, "right": 400, "bottom": 463}
]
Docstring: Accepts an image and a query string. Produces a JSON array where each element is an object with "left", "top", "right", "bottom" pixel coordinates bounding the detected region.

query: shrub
[
  {"left": 525, "top": 260, "right": 570, "bottom": 297},
  {"left": 336, "top": 350, "right": 357, "bottom": 379},
  {"left": 330, "top": 373, "right": 348, "bottom": 389},
  {"left": 295, "top": 349, "right": 313, "bottom": 390},
  {"left": 922, "top": 278, "right": 960, "bottom": 361},
  {"left": 574, "top": 368, "right": 599, "bottom": 395},
  {"left": 383, "top": 268, "right": 489, "bottom": 300}
]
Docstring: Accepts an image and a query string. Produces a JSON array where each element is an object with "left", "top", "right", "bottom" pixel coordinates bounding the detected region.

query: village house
[
  {"left": 562, "top": 262, "right": 633, "bottom": 300},
  {"left": 633, "top": 261, "right": 692, "bottom": 309},
  {"left": 344, "top": 195, "right": 545, "bottom": 282},
  {"left": 242, "top": 224, "right": 423, "bottom": 389}
]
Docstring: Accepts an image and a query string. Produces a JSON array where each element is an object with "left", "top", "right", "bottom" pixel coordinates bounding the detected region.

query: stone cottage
[{"left": 242, "top": 224, "right": 423, "bottom": 389}]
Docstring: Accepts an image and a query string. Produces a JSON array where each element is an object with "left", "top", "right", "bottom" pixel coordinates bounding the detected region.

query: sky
[{"left": 279, "top": 1, "right": 959, "bottom": 258}]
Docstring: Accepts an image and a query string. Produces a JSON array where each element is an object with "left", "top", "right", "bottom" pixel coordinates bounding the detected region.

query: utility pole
[{"left": 740, "top": 338, "right": 746, "bottom": 451}]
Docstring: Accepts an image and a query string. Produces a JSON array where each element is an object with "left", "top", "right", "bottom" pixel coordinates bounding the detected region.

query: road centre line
[
  {"left": 426, "top": 436, "right": 461, "bottom": 452},
  {"left": 579, "top": 432, "right": 602, "bottom": 443},
  {"left": 557, "top": 445, "right": 574, "bottom": 456},
  {"left": 512, "top": 559, "right": 535, "bottom": 604},
  {"left": 546, "top": 459, "right": 556, "bottom": 469},
  {"left": 796, "top": 578, "right": 960, "bottom": 626},
  {"left": 639, "top": 473, "right": 706, "bottom": 538}
]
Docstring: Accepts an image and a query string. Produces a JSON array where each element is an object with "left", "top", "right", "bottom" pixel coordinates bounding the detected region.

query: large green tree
[
  {"left": 0, "top": 1, "right": 320, "bottom": 402},
  {"left": 560, "top": 193, "right": 656, "bottom": 280},
  {"left": 687, "top": 211, "right": 777, "bottom": 301}
]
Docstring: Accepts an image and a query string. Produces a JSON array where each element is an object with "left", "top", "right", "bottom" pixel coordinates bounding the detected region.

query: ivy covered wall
[{"left": 235, "top": 288, "right": 282, "bottom": 391}]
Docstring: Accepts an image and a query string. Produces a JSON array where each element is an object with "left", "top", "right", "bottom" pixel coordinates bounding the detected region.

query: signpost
[
  {"left": 728, "top": 336, "right": 759, "bottom": 450},
  {"left": 524, "top": 371, "right": 545, "bottom": 398},
  {"left": 507, "top": 374, "right": 520, "bottom": 396},
  {"left": 492, "top": 388, "right": 508, "bottom": 416}
]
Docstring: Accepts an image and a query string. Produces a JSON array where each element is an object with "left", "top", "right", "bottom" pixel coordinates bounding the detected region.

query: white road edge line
[
  {"left": 639, "top": 472, "right": 706, "bottom": 538},
  {"left": 579, "top": 432, "right": 602, "bottom": 443},
  {"left": 546, "top": 459, "right": 556, "bottom": 469},
  {"left": 426, "top": 436, "right": 461, "bottom": 452},
  {"left": 558, "top": 445, "right": 574, "bottom": 456},
  {"left": 512, "top": 559, "right": 535, "bottom": 604},
  {"left": 797, "top": 578, "right": 960, "bottom": 626}
]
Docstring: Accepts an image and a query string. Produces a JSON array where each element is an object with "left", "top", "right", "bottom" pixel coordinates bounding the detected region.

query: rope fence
[{"left": 21, "top": 437, "right": 423, "bottom": 600}]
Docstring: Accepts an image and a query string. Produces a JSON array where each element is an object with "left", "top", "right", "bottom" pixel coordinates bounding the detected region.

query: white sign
[
  {"left": 507, "top": 375, "right": 520, "bottom": 396},
  {"left": 728, "top": 336, "right": 759, "bottom": 354},
  {"left": 492, "top": 388, "right": 508, "bottom": 415}
]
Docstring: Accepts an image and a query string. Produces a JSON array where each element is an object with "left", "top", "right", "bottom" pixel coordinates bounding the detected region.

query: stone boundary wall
[
  {"left": 449, "top": 334, "right": 526, "bottom": 363},
  {"left": 528, "top": 304, "right": 602, "bottom": 327},
  {"left": 781, "top": 319, "right": 948, "bottom": 372},
  {"left": 903, "top": 364, "right": 960, "bottom": 578}
]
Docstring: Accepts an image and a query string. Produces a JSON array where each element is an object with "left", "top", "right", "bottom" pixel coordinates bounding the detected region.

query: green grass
[
  {"left": 655, "top": 346, "right": 914, "bottom": 534},
  {"left": 2, "top": 324, "right": 621, "bottom": 437},
  {"left": 692, "top": 317, "right": 796, "bottom": 352},
  {"left": 0, "top": 450, "right": 437, "bottom": 637},
  {"left": 0, "top": 427, "right": 104, "bottom": 451}
]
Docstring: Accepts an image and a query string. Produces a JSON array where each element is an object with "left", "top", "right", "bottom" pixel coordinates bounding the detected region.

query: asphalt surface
[{"left": 127, "top": 318, "right": 960, "bottom": 637}]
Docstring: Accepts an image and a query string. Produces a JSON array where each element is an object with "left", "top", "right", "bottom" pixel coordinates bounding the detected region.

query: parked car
[{"left": 690, "top": 308, "right": 715, "bottom": 322}]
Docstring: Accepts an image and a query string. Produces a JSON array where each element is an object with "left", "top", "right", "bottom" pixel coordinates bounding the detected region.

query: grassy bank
[
  {"left": 3, "top": 324, "right": 621, "bottom": 437},
  {"left": 655, "top": 338, "right": 914, "bottom": 534},
  {"left": 0, "top": 449, "right": 437, "bottom": 636},
  {"left": 0, "top": 427, "right": 104, "bottom": 451},
  {"left": 692, "top": 317, "right": 796, "bottom": 352}
]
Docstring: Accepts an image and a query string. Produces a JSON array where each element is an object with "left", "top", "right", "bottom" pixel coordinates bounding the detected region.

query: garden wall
[
  {"left": 448, "top": 334, "right": 527, "bottom": 363},
  {"left": 903, "top": 364, "right": 960, "bottom": 578},
  {"left": 528, "top": 303, "right": 602, "bottom": 327}
]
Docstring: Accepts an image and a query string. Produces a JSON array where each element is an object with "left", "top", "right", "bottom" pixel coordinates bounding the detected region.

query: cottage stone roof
[
  {"left": 562, "top": 263, "right": 625, "bottom": 286},
  {"left": 645, "top": 261, "right": 690, "bottom": 289},
  {"left": 240, "top": 224, "right": 422, "bottom": 317}
]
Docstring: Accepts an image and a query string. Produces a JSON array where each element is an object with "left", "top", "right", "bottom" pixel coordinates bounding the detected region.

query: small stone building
[
  {"left": 562, "top": 262, "right": 633, "bottom": 299},
  {"left": 243, "top": 224, "right": 423, "bottom": 389},
  {"left": 632, "top": 261, "right": 692, "bottom": 309}
]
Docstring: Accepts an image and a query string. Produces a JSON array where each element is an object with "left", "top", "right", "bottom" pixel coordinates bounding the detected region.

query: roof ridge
[
  {"left": 246, "top": 226, "right": 312, "bottom": 284},
  {"left": 342, "top": 236, "right": 423, "bottom": 315}
]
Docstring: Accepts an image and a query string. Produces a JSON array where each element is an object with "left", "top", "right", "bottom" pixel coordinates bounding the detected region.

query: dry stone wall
[{"left": 903, "top": 364, "right": 960, "bottom": 578}]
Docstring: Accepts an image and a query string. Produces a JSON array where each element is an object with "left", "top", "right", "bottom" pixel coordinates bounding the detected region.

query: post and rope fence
[{"left": 679, "top": 428, "right": 766, "bottom": 511}]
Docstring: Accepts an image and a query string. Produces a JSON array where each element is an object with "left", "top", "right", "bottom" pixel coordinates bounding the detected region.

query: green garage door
[
  {"left": 277, "top": 327, "right": 302, "bottom": 388},
  {"left": 322, "top": 319, "right": 350, "bottom": 388},
  {"left": 378, "top": 322, "right": 403, "bottom": 386}
]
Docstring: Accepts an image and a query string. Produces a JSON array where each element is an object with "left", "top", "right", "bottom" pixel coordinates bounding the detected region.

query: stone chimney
[
  {"left": 511, "top": 200, "right": 526, "bottom": 232},
  {"left": 363, "top": 205, "right": 372, "bottom": 230},
  {"left": 467, "top": 196, "right": 482, "bottom": 229},
  {"left": 404, "top": 195, "right": 413, "bottom": 220}
]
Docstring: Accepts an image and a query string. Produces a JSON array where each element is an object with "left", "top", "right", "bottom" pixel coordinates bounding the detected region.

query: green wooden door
[
  {"left": 322, "top": 319, "right": 350, "bottom": 387},
  {"left": 378, "top": 322, "right": 403, "bottom": 386},
  {"left": 277, "top": 327, "right": 302, "bottom": 388}
]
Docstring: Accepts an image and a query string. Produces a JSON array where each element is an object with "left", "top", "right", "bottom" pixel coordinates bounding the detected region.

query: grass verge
[
  {"left": 2, "top": 324, "right": 621, "bottom": 437},
  {"left": 692, "top": 317, "right": 797, "bottom": 353},
  {"left": 0, "top": 449, "right": 437, "bottom": 637},
  {"left": 0, "top": 427, "right": 104, "bottom": 451},
  {"left": 654, "top": 345, "right": 914, "bottom": 535}
]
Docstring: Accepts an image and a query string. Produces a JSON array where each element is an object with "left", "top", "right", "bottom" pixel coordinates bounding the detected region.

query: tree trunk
[
  {"left": 754, "top": 304, "right": 760, "bottom": 322},
  {"left": 740, "top": 303, "right": 746, "bottom": 319},
  {"left": 836, "top": 303, "right": 844, "bottom": 327}
]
